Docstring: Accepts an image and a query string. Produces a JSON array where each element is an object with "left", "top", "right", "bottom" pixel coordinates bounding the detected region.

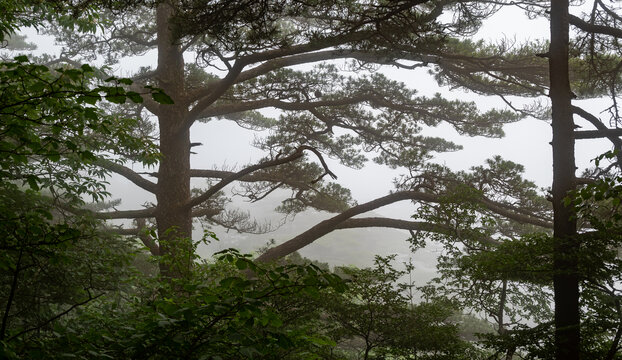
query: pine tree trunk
[
  {"left": 154, "top": 2, "right": 192, "bottom": 278},
  {"left": 549, "top": 0, "right": 580, "bottom": 358}
]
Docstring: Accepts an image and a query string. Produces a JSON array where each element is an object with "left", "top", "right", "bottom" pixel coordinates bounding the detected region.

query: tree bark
[
  {"left": 550, "top": 0, "right": 580, "bottom": 358},
  {"left": 154, "top": 2, "right": 193, "bottom": 278}
]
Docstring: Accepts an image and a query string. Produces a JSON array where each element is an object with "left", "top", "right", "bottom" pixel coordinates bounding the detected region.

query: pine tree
[{"left": 41, "top": 0, "right": 533, "bottom": 276}]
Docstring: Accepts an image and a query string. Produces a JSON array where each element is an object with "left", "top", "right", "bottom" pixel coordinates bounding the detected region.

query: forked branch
[{"left": 572, "top": 105, "right": 622, "bottom": 168}]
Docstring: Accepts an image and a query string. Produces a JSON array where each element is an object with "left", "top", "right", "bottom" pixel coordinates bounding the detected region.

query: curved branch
[
  {"left": 230, "top": 49, "right": 416, "bottom": 88},
  {"left": 232, "top": 50, "right": 358, "bottom": 86},
  {"left": 95, "top": 158, "right": 158, "bottom": 193},
  {"left": 478, "top": 197, "right": 552, "bottom": 228},
  {"left": 186, "top": 49, "right": 438, "bottom": 111},
  {"left": 569, "top": 14, "right": 622, "bottom": 38},
  {"left": 129, "top": 82, "right": 163, "bottom": 115},
  {"left": 186, "top": 30, "right": 376, "bottom": 124},
  {"left": 255, "top": 192, "right": 431, "bottom": 262},
  {"left": 255, "top": 190, "right": 551, "bottom": 262},
  {"left": 109, "top": 219, "right": 160, "bottom": 255},
  {"left": 185, "top": 61, "right": 246, "bottom": 128}
]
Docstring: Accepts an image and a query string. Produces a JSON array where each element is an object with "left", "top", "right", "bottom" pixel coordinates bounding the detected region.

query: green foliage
[
  {"left": 0, "top": 1, "right": 154, "bottom": 42},
  {"left": 561, "top": 151, "right": 622, "bottom": 359},
  {"left": 0, "top": 17, "right": 169, "bottom": 354},
  {"left": 171, "top": 0, "right": 449, "bottom": 55},
  {"left": 0, "top": 56, "right": 160, "bottom": 200},
  {"left": 241, "top": 65, "right": 521, "bottom": 171},
  {"left": 320, "top": 256, "right": 473, "bottom": 359},
  {"left": 7, "top": 249, "right": 346, "bottom": 360}
]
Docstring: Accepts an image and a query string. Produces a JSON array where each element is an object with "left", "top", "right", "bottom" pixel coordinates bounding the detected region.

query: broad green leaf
[{"left": 152, "top": 91, "right": 174, "bottom": 104}]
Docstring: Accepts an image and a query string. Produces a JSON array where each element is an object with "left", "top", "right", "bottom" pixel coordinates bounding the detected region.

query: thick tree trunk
[
  {"left": 154, "top": 2, "right": 192, "bottom": 278},
  {"left": 549, "top": 0, "right": 580, "bottom": 358}
]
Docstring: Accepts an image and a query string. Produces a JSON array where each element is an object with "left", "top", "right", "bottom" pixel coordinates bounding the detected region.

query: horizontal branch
[
  {"left": 191, "top": 208, "right": 222, "bottom": 218},
  {"left": 95, "top": 206, "right": 221, "bottom": 220},
  {"left": 574, "top": 129, "right": 622, "bottom": 139},
  {"left": 108, "top": 227, "right": 141, "bottom": 236},
  {"left": 336, "top": 217, "right": 447, "bottom": 231},
  {"left": 197, "top": 89, "right": 445, "bottom": 123},
  {"left": 94, "top": 208, "right": 156, "bottom": 219}
]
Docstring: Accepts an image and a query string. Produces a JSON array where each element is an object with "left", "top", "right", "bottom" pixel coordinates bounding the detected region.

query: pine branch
[
  {"left": 197, "top": 95, "right": 370, "bottom": 119},
  {"left": 95, "top": 207, "right": 221, "bottom": 220},
  {"left": 148, "top": 168, "right": 316, "bottom": 195},
  {"left": 569, "top": 13, "right": 622, "bottom": 38},
  {"left": 186, "top": 146, "right": 333, "bottom": 209},
  {"left": 185, "top": 60, "right": 246, "bottom": 129},
  {"left": 109, "top": 219, "right": 159, "bottom": 255},
  {"left": 256, "top": 190, "right": 547, "bottom": 262},
  {"left": 95, "top": 158, "right": 158, "bottom": 194},
  {"left": 185, "top": 30, "right": 376, "bottom": 125},
  {"left": 95, "top": 208, "right": 156, "bottom": 219},
  {"left": 186, "top": 49, "right": 436, "bottom": 110}
]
